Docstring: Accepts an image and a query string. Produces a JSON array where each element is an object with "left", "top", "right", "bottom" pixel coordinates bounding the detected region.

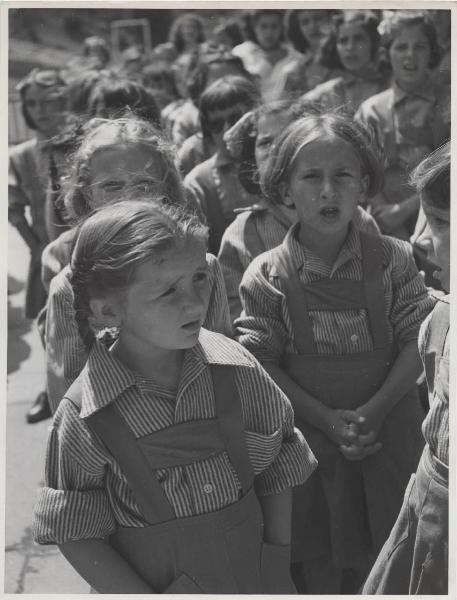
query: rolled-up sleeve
[
  {"left": 236, "top": 359, "right": 317, "bottom": 497},
  {"left": 33, "top": 399, "right": 116, "bottom": 544},
  {"left": 387, "top": 238, "right": 436, "bottom": 346},
  {"left": 235, "top": 258, "right": 289, "bottom": 363}
]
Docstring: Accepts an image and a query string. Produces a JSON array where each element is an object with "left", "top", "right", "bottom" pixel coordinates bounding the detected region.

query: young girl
[
  {"left": 9, "top": 68, "right": 67, "bottom": 424},
  {"left": 363, "top": 142, "right": 450, "bottom": 594},
  {"left": 284, "top": 9, "right": 340, "bottom": 96},
  {"left": 232, "top": 10, "right": 301, "bottom": 102},
  {"left": 356, "top": 11, "right": 450, "bottom": 240},
  {"left": 184, "top": 75, "right": 261, "bottom": 255},
  {"left": 302, "top": 11, "right": 389, "bottom": 114},
  {"left": 34, "top": 198, "right": 315, "bottom": 594},
  {"left": 235, "top": 113, "right": 435, "bottom": 593},
  {"left": 218, "top": 100, "right": 380, "bottom": 322},
  {"left": 43, "top": 117, "right": 232, "bottom": 414}
]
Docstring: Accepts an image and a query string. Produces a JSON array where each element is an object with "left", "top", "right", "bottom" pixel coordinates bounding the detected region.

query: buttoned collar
[
  {"left": 393, "top": 77, "right": 435, "bottom": 104},
  {"left": 271, "top": 220, "right": 362, "bottom": 278},
  {"left": 79, "top": 330, "right": 250, "bottom": 417}
]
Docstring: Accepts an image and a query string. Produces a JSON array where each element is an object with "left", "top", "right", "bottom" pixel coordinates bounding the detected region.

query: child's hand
[
  {"left": 339, "top": 430, "right": 382, "bottom": 461},
  {"left": 320, "top": 408, "right": 365, "bottom": 447},
  {"left": 355, "top": 401, "right": 387, "bottom": 439}
]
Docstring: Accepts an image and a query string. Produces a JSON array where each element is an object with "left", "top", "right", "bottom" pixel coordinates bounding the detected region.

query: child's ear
[
  {"left": 89, "top": 296, "right": 122, "bottom": 328},
  {"left": 279, "top": 181, "right": 295, "bottom": 208}
]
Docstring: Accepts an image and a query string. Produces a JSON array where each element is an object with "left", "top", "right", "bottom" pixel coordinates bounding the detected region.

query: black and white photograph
[{"left": 5, "top": 2, "right": 453, "bottom": 595}]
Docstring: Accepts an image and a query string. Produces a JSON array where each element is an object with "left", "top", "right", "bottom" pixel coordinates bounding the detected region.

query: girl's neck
[
  {"left": 297, "top": 223, "right": 350, "bottom": 267},
  {"left": 111, "top": 338, "right": 185, "bottom": 392},
  {"left": 395, "top": 75, "right": 429, "bottom": 95}
]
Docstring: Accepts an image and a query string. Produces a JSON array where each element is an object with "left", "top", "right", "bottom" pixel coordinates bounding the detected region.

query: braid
[{"left": 70, "top": 267, "right": 96, "bottom": 351}]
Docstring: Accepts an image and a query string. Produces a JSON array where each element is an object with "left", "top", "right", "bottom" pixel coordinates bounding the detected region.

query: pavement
[{"left": 6, "top": 224, "right": 89, "bottom": 593}]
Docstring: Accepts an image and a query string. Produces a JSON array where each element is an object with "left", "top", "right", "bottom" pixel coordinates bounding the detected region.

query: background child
[
  {"left": 232, "top": 10, "right": 301, "bottom": 102},
  {"left": 34, "top": 198, "right": 315, "bottom": 594},
  {"left": 184, "top": 75, "right": 261, "bottom": 254},
  {"left": 302, "top": 11, "right": 388, "bottom": 114},
  {"left": 284, "top": 9, "right": 339, "bottom": 96},
  {"left": 356, "top": 11, "right": 449, "bottom": 240},
  {"left": 363, "top": 142, "right": 450, "bottom": 594},
  {"left": 43, "top": 116, "right": 232, "bottom": 414},
  {"left": 235, "top": 113, "right": 434, "bottom": 593},
  {"left": 9, "top": 68, "right": 67, "bottom": 424}
]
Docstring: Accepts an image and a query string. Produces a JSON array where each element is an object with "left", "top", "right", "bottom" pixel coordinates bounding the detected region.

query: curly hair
[
  {"left": 320, "top": 10, "right": 381, "bottom": 70},
  {"left": 63, "top": 116, "right": 186, "bottom": 223},
  {"left": 378, "top": 10, "right": 441, "bottom": 70},
  {"left": 410, "top": 142, "right": 450, "bottom": 210},
  {"left": 70, "top": 197, "right": 208, "bottom": 349}
]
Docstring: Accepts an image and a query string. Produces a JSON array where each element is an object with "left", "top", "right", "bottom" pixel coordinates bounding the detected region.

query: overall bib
[
  {"left": 272, "top": 231, "right": 424, "bottom": 575},
  {"left": 66, "top": 365, "right": 293, "bottom": 594}
]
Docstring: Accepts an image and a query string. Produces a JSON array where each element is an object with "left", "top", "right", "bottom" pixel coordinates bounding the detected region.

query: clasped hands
[{"left": 321, "top": 403, "right": 386, "bottom": 461}]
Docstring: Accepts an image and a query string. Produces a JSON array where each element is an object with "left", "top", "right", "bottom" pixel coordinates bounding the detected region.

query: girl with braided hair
[
  {"left": 34, "top": 198, "right": 315, "bottom": 594},
  {"left": 43, "top": 116, "right": 232, "bottom": 414}
]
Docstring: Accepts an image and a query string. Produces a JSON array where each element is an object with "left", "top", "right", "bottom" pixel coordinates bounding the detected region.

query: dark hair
[
  {"left": 249, "top": 10, "right": 285, "bottom": 45},
  {"left": 70, "top": 197, "right": 208, "bottom": 349},
  {"left": 320, "top": 10, "right": 381, "bottom": 70},
  {"left": 199, "top": 75, "right": 261, "bottom": 138},
  {"left": 17, "top": 68, "right": 66, "bottom": 129},
  {"left": 65, "top": 69, "right": 108, "bottom": 119},
  {"left": 285, "top": 9, "right": 333, "bottom": 54},
  {"left": 410, "top": 142, "right": 450, "bottom": 210},
  {"left": 82, "top": 36, "right": 110, "bottom": 65},
  {"left": 213, "top": 20, "right": 244, "bottom": 48},
  {"left": 185, "top": 49, "right": 250, "bottom": 104},
  {"left": 168, "top": 13, "right": 206, "bottom": 53},
  {"left": 260, "top": 111, "right": 384, "bottom": 205},
  {"left": 378, "top": 10, "right": 441, "bottom": 70},
  {"left": 86, "top": 71, "right": 160, "bottom": 124},
  {"left": 63, "top": 116, "right": 185, "bottom": 222}
]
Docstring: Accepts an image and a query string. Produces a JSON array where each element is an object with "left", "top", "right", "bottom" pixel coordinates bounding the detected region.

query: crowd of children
[{"left": 8, "top": 7, "right": 450, "bottom": 595}]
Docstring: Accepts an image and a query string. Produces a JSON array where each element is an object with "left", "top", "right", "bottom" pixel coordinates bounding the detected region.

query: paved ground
[{"left": 6, "top": 224, "right": 88, "bottom": 593}]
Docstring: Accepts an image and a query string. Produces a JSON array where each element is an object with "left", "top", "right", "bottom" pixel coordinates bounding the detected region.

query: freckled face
[
  {"left": 416, "top": 199, "right": 450, "bottom": 292},
  {"left": 336, "top": 22, "right": 373, "bottom": 74},
  {"left": 282, "top": 137, "right": 367, "bottom": 239},
  {"left": 87, "top": 145, "right": 165, "bottom": 209}
]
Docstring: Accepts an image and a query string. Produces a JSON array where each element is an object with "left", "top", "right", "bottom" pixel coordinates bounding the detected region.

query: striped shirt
[
  {"left": 235, "top": 223, "right": 435, "bottom": 361},
  {"left": 419, "top": 295, "right": 450, "bottom": 466},
  {"left": 34, "top": 329, "right": 316, "bottom": 544},
  {"left": 218, "top": 204, "right": 381, "bottom": 324},
  {"left": 45, "top": 254, "right": 233, "bottom": 414}
]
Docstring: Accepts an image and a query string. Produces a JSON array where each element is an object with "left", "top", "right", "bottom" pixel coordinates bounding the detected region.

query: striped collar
[
  {"left": 79, "top": 330, "right": 249, "bottom": 417},
  {"left": 271, "top": 220, "right": 362, "bottom": 278}
]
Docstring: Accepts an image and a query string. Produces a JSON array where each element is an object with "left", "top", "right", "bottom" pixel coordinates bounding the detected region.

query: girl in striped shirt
[
  {"left": 363, "top": 143, "right": 450, "bottom": 594},
  {"left": 235, "top": 112, "right": 435, "bottom": 593},
  {"left": 34, "top": 198, "right": 315, "bottom": 594},
  {"left": 42, "top": 116, "right": 232, "bottom": 413}
]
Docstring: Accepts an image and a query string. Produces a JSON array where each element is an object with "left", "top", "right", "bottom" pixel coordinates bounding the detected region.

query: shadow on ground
[{"left": 7, "top": 300, "right": 32, "bottom": 375}]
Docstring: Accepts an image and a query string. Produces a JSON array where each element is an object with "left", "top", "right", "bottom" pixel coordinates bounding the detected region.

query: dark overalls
[
  {"left": 66, "top": 364, "right": 294, "bottom": 594},
  {"left": 272, "top": 230, "right": 424, "bottom": 591},
  {"left": 363, "top": 300, "right": 449, "bottom": 594}
]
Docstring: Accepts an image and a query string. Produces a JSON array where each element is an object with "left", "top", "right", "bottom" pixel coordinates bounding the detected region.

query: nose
[
  {"left": 183, "top": 283, "right": 207, "bottom": 318},
  {"left": 415, "top": 221, "right": 433, "bottom": 253},
  {"left": 320, "top": 176, "right": 336, "bottom": 199},
  {"left": 405, "top": 44, "right": 415, "bottom": 58}
]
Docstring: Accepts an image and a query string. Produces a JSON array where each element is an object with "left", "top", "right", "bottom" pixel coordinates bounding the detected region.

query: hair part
[
  {"left": 260, "top": 110, "right": 384, "bottom": 205},
  {"left": 410, "top": 142, "right": 450, "bottom": 210}
]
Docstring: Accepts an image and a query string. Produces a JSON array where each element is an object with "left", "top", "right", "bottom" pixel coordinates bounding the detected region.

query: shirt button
[
  {"left": 350, "top": 334, "right": 358, "bottom": 344},
  {"left": 203, "top": 483, "right": 214, "bottom": 494}
]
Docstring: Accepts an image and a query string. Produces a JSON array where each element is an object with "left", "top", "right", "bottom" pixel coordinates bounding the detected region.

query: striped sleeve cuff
[
  {"left": 33, "top": 486, "right": 117, "bottom": 544},
  {"left": 254, "top": 429, "right": 317, "bottom": 496}
]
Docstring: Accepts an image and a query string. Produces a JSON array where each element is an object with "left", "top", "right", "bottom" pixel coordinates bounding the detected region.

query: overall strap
[
  {"left": 86, "top": 404, "right": 175, "bottom": 524},
  {"left": 360, "top": 232, "right": 390, "bottom": 349},
  {"left": 211, "top": 365, "right": 255, "bottom": 493},
  {"left": 273, "top": 245, "right": 316, "bottom": 354}
]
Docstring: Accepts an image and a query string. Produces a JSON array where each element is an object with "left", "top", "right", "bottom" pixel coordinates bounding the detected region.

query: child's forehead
[
  {"left": 421, "top": 198, "right": 450, "bottom": 220},
  {"left": 292, "top": 135, "right": 361, "bottom": 165}
]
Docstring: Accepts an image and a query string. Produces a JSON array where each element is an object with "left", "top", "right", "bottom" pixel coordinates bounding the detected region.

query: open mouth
[{"left": 319, "top": 207, "right": 340, "bottom": 219}]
